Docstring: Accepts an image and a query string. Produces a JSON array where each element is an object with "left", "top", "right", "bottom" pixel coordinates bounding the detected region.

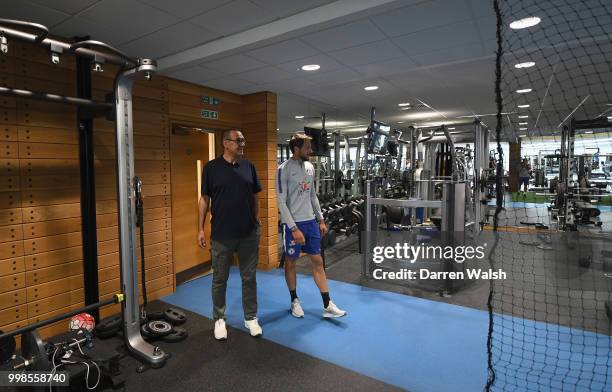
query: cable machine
[{"left": 0, "top": 18, "right": 167, "bottom": 369}]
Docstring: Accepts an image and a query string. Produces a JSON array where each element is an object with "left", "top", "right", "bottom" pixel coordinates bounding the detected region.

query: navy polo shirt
[{"left": 201, "top": 156, "right": 262, "bottom": 241}]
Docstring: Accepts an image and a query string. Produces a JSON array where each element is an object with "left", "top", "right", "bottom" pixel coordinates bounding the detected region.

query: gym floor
[{"left": 109, "top": 301, "right": 401, "bottom": 392}]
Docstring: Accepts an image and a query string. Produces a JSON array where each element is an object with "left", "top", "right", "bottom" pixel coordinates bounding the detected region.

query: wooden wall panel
[
  {"left": 0, "top": 224, "right": 23, "bottom": 243},
  {"left": 0, "top": 289, "right": 26, "bottom": 311},
  {"left": 242, "top": 92, "right": 278, "bottom": 269},
  {"left": 27, "top": 275, "right": 82, "bottom": 302},
  {"left": 0, "top": 273, "right": 25, "bottom": 294},
  {"left": 0, "top": 257, "right": 24, "bottom": 277}
]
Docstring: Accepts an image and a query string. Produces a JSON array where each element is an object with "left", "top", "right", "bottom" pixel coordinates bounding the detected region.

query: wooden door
[{"left": 170, "top": 128, "right": 213, "bottom": 276}]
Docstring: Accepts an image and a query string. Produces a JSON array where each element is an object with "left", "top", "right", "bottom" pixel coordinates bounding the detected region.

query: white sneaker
[
  {"left": 323, "top": 301, "right": 347, "bottom": 318},
  {"left": 214, "top": 319, "right": 227, "bottom": 340},
  {"left": 290, "top": 299, "right": 304, "bottom": 318},
  {"left": 244, "top": 318, "right": 263, "bottom": 337}
]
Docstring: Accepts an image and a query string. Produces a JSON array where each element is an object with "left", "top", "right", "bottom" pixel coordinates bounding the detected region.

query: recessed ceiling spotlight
[
  {"left": 519, "top": 122, "right": 528, "bottom": 125},
  {"left": 515, "top": 61, "right": 536, "bottom": 69},
  {"left": 518, "top": 104, "right": 530, "bottom": 108},
  {"left": 516, "top": 88, "right": 532, "bottom": 93},
  {"left": 398, "top": 102, "right": 411, "bottom": 107},
  {"left": 510, "top": 16, "right": 541, "bottom": 30},
  {"left": 295, "top": 115, "right": 304, "bottom": 119},
  {"left": 301, "top": 64, "right": 320, "bottom": 71},
  {"left": 519, "top": 127, "right": 528, "bottom": 130},
  {"left": 364, "top": 85, "right": 379, "bottom": 91},
  {"left": 518, "top": 115, "right": 529, "bottom": 118},
  {"left": 276, "top": 128, "right": 279, "bottom": 131}
]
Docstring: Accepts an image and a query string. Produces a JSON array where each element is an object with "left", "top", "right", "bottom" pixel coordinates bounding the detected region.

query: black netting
[{"left": 488, "top": 1, "right": 612, "bottom": 391}]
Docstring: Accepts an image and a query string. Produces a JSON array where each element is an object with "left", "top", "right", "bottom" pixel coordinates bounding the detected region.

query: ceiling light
[
  {"left": 295, "top": 115, "right": 304, "bottom": 119},
  {"left": 364, "top": 85, "right": 379, "bottom": 91},
  {"left": 518, "top": 115, "right": 529, "bottom": 119},
  {"left": 608, "top": 116, "right": 612, "bottom": 120},
  {"left": 514, "top": 61, "right": 535, "bottom": 69},
  {"left": 397, "top": 121, "right": 405, "bottom": 124},
  {"left": 398, "top": 102, "right": 411, "bottom": 107},
  {"left": 519, "top": 134, "right": 527, "bottom": 138},
  {"left": 584, "top": 130, "right": 594, "bottom": 134},
  {"left": 519, "top": 122, "right": 528, "bottom": 125},
  {"left": 301, "top": 64, "right": 320, "bottom": 71},
  {"left": 516, "top": 88, "right": 532, "bottom": 93},
  {"left": 519, "top": 127, "right": 528, "bottom": 130},
  {"left": 447, "top": 127, "right": 455, "bottom": 130},
  {"left": 510, "top": 16, "right": 541, "bottom": 30},
  {"left": 518, "top": 104, "right": 530, "bottom": 108}
]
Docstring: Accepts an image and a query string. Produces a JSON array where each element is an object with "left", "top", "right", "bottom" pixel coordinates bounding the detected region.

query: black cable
[{"left": 134, "top": 177, "right": 147, "bottom": 309}]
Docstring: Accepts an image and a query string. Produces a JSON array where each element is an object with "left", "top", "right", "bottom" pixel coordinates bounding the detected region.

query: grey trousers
[{"left": 211, "top": 225, "right": 259, "bottom": 321}]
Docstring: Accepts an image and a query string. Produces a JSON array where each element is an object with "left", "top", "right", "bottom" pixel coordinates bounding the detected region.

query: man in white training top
[{"left": 276, "top": 133, "right": 347, "bottom": 318}]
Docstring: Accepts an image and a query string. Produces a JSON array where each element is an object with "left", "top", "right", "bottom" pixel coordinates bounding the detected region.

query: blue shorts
[{"left": 283, "top": 219, "right": 321, "bottom": 258}]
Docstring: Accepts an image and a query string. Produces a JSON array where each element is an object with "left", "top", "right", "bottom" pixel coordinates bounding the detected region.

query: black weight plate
[
  {"left": 95, "top": 315, "right": 122, "bottom": 333},
  {"left": 147, "top": 320, "right": 172, "bottom": 337},
  {"left": 0, "top": 330, "right": 16, "bottom": 365},
  {"left": 161, "top": 327, "right": 188, "bottom": 343},
  {"left": 327, "top": 229, "right": 336, "bottom": 247},
  {"left": 146, "top": 310, "right": 165, "bottom": 321},
  {"left": 95, "top": 326, "right": 120, "bottom": 339},
  {"left": 163, "top": 307, "right": 187, "bottom": 325},
  {"left": 140, "top": 323, "right": 156, "bottom": 341},
  {"left": 22, "top": 331, "right": 51, "bottom": 371}
]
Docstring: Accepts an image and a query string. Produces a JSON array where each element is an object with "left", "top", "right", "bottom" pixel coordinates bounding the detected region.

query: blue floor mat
[{"left": 162, "top": 269, "right": 611, "bottom": 392}]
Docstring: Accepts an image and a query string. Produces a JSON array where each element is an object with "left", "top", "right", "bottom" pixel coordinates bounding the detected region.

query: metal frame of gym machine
[
  {"left": 362, "top": 118, "right": 490, "bottom": 291},
  {"left": 0, "top": 19, "right": 166, "bottom": 368},
  {"left": 554, "top": 116, "right": 611, "bottom": 231}
]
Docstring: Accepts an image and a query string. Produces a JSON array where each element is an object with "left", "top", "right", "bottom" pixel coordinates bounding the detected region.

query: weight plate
[
  {"left": 147, "top": 320, "right": 172, "bottom": 337},
  {"left": 0, "top": 330, "right": 16, "bottom": 365},
  {"left": 140, "top": 323, "right": 156, "bottom": 341},
  {"left": 146, "top": 310, "right": 165, "bottom": 321},
  {"left": 95, "top": 326, "right": 120, "bottom": 339},
  {"left": 95, "top": 315, "right": 122, "bottom": 334},
  {"left": 161, "top": 327, "right": 188, "bottom": 343},
  {"left": 327, "top": 229, "right": 336, "bottom": 247},
  {"left": 163, "top": 307, "right": 187, "bottom": 325},
  {"left": 21, "top": 331, "right": 51, "bottom": 371}
]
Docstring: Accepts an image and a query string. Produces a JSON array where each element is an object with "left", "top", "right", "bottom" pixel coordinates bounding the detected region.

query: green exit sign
[
  {"left": 201, "top": 110, "right": 219, "bottom": 119},
  {"left": 201, "top": 95, "right": 221, "bottom": 105}
]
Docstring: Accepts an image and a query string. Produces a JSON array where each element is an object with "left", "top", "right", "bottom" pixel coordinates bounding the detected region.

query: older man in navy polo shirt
[{"left": 198, "top": 129, "right": 262, "bottom": 340}]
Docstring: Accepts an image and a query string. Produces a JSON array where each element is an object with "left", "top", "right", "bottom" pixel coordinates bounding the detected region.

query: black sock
[
  {"left": 321, "top": 292, "right": 330, "bottom": 308},
  {"left": 290, "top": 290, "right": 298, "bottom": 302}
]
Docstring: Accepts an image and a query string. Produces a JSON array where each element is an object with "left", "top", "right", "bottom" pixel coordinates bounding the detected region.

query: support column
[
  {"left": 242, "top": 92, "right": 278, "bottom": 270},
  {"left": 508, "top": 141, "right": 521, "bottom": 192}
]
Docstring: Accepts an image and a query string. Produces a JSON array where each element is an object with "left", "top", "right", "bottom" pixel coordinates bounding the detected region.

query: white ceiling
[{"left": 2, "top": 0, "right": 611, "bottom": 142}]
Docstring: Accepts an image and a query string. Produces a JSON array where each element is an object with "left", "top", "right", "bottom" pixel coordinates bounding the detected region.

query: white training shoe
[
  {"left": 244, "top": 318, "right": 263, "bottom": 337},
  {"left": 214, "top": 319, "right": 227, "bottom": 340},
  {"left": 323, "top": 301, "right": 347, "bottom": 318},
  {"left": 290, "top": 299, "right": 305, "bottom": 318}
]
